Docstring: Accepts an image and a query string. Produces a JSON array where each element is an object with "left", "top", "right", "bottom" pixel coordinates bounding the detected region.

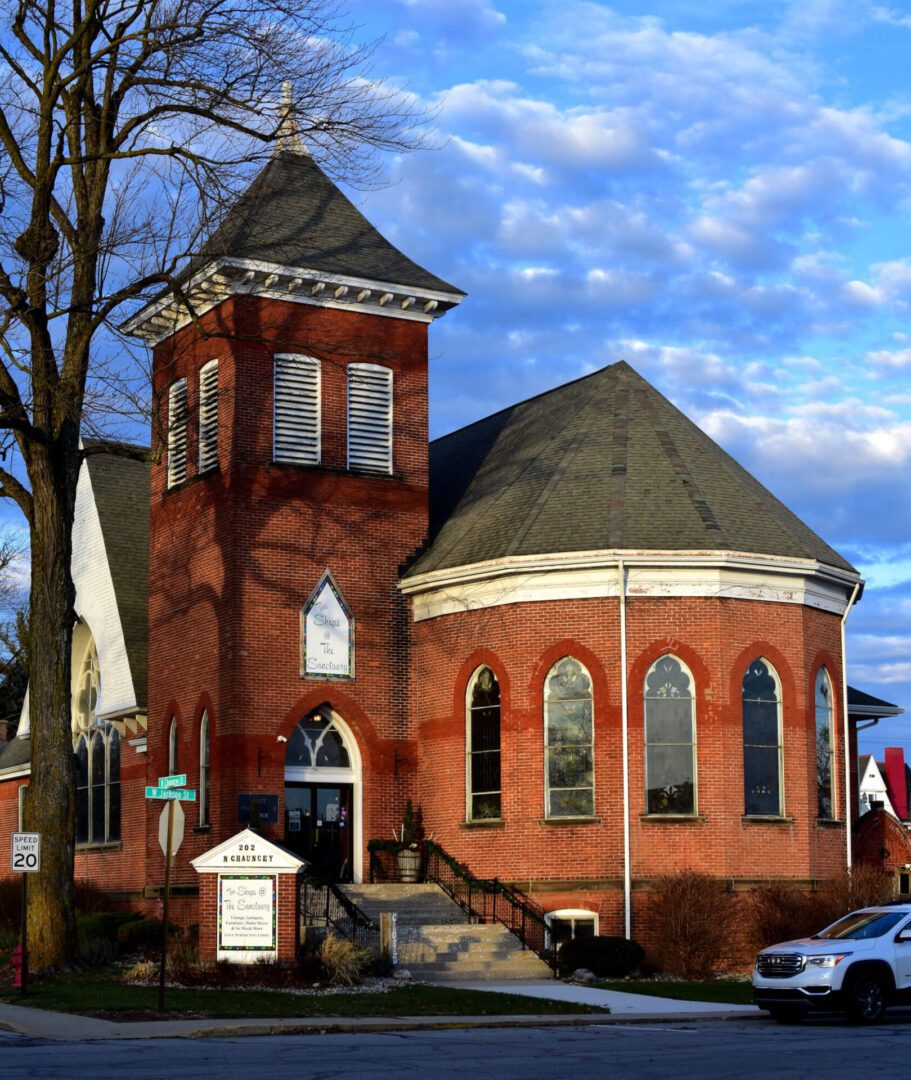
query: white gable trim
[{"left": 192, "top": 828, "right": 306, "bottom": 874}]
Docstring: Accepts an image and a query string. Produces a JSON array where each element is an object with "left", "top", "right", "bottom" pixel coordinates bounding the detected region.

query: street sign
[
  {"left": 11, "top": 833, "right": 40, "bottom": 873},
  {"left": 145, "top": 786, "right": 197, "bottom": 801},
  {"left": 158, "top": 800, "right": 185, "bottom": 858},
  {"left": 159, "top": 774, "right": 187, "bottom": 789}
]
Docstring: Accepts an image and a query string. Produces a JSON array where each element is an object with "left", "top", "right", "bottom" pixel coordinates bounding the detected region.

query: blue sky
[{"left": 344, "top": 0, "right": 911, "bottom": 757}]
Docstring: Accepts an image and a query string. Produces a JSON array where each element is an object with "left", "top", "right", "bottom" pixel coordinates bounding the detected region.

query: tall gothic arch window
[
  {"left": 544, "top": 658, "right": 594, "bottom": 818},
  {"left": 73, "top": 631, "right": 120, "bottom": 845},
  {"left": 467, "top": 667, "right": 501, "bottom": 821},
  {"left": 742, "top": 658, "right": 783, "bottom": 816},
  {"left": 815, "top": 668, "right": 835, "bottom": 819},
  {"left": 199, "top": 712, "right": 210, "bottom": 827},
  {"left": 169, "top": 718, "right": 179, "bottom": 773},
  {"left": 644, "top": 655, "right": 696, "bottom": 815}
]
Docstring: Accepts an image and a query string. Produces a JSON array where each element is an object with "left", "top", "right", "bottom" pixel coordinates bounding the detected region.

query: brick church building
[{"left": 0, "top": 142, "right": 901, "bottom": 940}]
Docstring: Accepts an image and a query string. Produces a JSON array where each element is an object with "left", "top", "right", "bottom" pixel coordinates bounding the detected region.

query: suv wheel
[
  {"left": 844, "top": 971, "right": 889, "bottom": 1024},
  {"left": 767, "top": 1007, "right": 805, "bottom": 1025}
]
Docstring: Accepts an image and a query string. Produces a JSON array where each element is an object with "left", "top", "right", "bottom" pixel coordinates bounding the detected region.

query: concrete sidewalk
[
  {"left": 433, "top": 978, "right": 760, "bottom": 1016},
  {"left": 0, "top": 982, "right": 760, "bottom": 1042}
]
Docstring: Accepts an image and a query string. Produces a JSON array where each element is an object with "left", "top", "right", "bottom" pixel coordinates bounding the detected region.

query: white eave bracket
[{"left": 122, "top": 257, "right": 466, "bottom": 345}]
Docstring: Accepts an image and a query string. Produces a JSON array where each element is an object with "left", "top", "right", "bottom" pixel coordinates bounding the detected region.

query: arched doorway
[{"left": 284, "top": 707, "right": 362, "bottom": 882}]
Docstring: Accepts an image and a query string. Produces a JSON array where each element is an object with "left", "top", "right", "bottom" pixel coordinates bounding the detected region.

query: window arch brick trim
[
  {"left": 160, "top": 701, "right": 184, "bottom": 776},
  {"left": 529, "top": 639, "right": 609, "bottom": 707},
  {"left": 628, "top": 640, "right": 711, "bottom": 708},
  {"left": 451, "top": 649, "right": 511, "bottom": 721},
  {"left": 726, "top": 641, "right": 797, "bottom": 715},
  {"left": 276, "top": 690, "right": 381, "bottom": 767}
]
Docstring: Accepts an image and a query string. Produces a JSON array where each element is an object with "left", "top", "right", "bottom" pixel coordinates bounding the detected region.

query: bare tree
[{"left": 0, "top": 0, "right": 421, "bottom": 967}]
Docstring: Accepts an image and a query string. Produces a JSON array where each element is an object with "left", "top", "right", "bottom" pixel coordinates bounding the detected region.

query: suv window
[{"left": 816, "top": 911, "right": 906, "bottom": 940}]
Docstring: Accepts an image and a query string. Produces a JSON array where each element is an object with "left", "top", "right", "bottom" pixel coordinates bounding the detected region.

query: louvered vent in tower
[
  {"left": 347, "top": 364, "right": 393, "bottom": 474},
  {"left": 198, "top": 360, "right": 219, "bottom": 473},
  {"left": 273, "top": 354, "right": 320, "bottom": 464},
  {"left": 167, "top": 378, "right": 188, "bottom": 488}
]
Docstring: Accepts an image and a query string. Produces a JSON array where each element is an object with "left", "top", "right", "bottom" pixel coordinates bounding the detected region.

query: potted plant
[{"left": 395, "top": 800, "right": 422, "bottom": 882}]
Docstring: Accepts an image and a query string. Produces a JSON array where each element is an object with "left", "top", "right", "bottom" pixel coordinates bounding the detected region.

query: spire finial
[{"left": 276, "top": 80, "right": 306, "bottom": 155}]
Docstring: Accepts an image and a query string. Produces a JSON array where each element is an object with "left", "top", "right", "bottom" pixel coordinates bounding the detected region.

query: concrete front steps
[{"left": 340, "top": 883, "right": 553, "bottom": 981}]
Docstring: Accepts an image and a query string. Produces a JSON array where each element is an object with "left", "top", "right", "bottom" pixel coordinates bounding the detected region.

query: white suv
[{"left": 753, "top": 904, "right": 911, "bottom": 1023}]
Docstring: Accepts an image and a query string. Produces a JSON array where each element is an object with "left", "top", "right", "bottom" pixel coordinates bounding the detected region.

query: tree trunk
[{"left": 24, "top": 439, "right": 79, "bottom": 968}]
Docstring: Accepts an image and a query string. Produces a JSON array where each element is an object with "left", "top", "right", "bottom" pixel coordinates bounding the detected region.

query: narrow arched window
[
  {"left": 815, "top": 668, "right": 835, "bottom": 819},
  {"left": 544, "top": 658, "right": 594, "bottom": 818},
  {"left": 348, "top": 364, "right": 392, "bottom": 473},
  {"left": 199, "top": 712, "right": 210, "bottom": 827},
  {"left": 198, "top": 360, "right": 219, "bottom": 473},
  {"left": 467, "top": 667, "right": 501, "bottom": 821},
  {"left": 167, "top": 377, "right": 188, "bottom": 487},
  {"left": 169, "top": 717, "right": 179, "bottom": 774},
  {"left": 644, "top": 655, "right": 696, "bottom": 815},
  {"left": 742, "top": 658, "right": 782, "bottom": 816},
  {"left": 76, "top": 737, "right": 89, "bottom": 845}
]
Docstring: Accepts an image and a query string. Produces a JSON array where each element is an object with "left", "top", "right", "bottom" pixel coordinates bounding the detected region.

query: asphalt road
[{"left": 2, "top": 1017, "right": 911, "bottom": 1078}]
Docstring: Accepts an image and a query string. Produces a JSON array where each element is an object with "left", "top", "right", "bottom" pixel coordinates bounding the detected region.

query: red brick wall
[
  {"left": 411, "top": 593, "right": 850, "bottom": 937},
  {"left": 146, "top": 295, "right": 428, "bottom": 900}
]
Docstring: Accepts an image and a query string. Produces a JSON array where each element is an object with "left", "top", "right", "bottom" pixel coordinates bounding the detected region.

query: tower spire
[{"left": 275, "top": 80, "right": 306, "bottom": 155}]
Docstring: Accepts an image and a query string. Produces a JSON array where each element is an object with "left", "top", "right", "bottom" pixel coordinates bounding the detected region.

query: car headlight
[{"left": 806, "top": 954, "right": 849, "bottom": 968}]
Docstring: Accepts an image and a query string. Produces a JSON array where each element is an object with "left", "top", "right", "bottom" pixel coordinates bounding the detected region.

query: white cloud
[{"left": 866, "top": 347, "right": 911, "bottom": 368}]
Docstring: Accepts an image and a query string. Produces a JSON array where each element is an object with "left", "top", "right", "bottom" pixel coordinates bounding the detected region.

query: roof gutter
[
  {"left": 618, "top": 560, "right": 632, "bottom": 940},
  {"left": 841, "top": 580, "right": 862, "bottom": 871}
]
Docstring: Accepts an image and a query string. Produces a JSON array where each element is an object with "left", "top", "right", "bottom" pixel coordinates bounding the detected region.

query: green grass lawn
[
  {"left": 0, "top": 973, "right": 602, "bottom": 1020},
  {"left": 595, "top": 979, "right": 753, "bottom": 1005}
]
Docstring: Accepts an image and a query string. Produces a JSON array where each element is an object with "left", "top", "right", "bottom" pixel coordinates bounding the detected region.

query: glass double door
[{"left": 284, "top": 782, "right": 353, "bottom": 882}]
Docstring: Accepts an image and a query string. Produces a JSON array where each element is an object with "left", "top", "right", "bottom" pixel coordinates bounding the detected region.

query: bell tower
[{"left": 126, "top": 146, "right": 463, "bottom": 893}]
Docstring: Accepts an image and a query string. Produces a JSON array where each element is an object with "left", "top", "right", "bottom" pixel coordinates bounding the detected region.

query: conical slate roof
[
  {"left": 189, "top": 151, "right": 464, "bottom": 296},
  {"left": 411, "top": 361, "right": 855, "bottom": 576}
]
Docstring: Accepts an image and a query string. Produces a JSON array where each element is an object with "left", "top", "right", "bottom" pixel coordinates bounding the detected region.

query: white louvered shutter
[
  {"left": 198, "top": 360, "right": 219, "bottom": 473},
  {"left": 167, "top": 378, "right": 188, "bottom": 487},
  {"left": 347, "top": 364, "right": 393, "bottom": 474},
  {"left": 273, "top": 355, "right": 320, "bottom": 464}
]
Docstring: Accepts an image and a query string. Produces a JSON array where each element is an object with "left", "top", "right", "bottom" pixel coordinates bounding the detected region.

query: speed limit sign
[{"left": 11, "top": 833, "right": 40, "bottom": 873}]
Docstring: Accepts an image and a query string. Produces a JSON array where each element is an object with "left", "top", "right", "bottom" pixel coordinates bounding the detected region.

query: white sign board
[
  {"left": 218, "top": 875, "right": 277, "bottom": 961},
  {"left": 11, "top": 832, "right": 40, "bottom": 873},
  {"left": 302, "top": 571, "right": 353, "bottom": 679}
]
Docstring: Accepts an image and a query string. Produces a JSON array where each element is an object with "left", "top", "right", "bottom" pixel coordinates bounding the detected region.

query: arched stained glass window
[
  {"left": 73, "top": 633, "right": 100, "bottom": 733},
  {"left": 75, "top": 726, "right": 120, "bottom": 846},
  {"left": 467, "top": 667, "right": 501, "bottom": 821},
  {"left": 816, "top": 668, "right": 835, "bottom": 819},
  {"left": 644, "top": 655, "right": 696, "bottom": 815},
  {"left": 169, "top": 718, "right": 179, "bottom": 774},
  {"left": 742, "top": 659, "right": 782, "bottom": 816},
  {"left": 286, "top": 709, "right": 351, "bottom": 769},
  {"left": 544, "top": 658, "right": 594, "bottom": 818}
]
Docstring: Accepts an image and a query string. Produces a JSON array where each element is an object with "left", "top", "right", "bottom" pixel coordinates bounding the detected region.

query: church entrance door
[{"left": 284, "top": 782, "right": 354, "bottom": 882}]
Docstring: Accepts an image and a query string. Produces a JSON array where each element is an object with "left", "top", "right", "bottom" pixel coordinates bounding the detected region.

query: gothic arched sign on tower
[{"left": 301, "top": 570, "right": 354, "bottom": 680}]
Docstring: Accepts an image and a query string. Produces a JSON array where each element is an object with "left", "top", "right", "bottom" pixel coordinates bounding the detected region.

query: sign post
[
  {"left": 11, "top": 832, "right": 40, "bottom": 996},
  {"left": 145, "top": 776, "right": 194, "bottom": 1012}
]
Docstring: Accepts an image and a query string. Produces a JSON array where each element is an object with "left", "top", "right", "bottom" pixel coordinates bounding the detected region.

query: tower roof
[
  {"left": 187, "top": 150, "right": 464, "bottom": 297},
  {"left": 410, "top": 361, "right": 856, "bottom": 577}
]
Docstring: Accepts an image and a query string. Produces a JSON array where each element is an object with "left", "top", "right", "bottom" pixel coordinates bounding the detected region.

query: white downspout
[
  {"left": 841, "top": 580, "right": 861, "bottom": 871},
  {"left": 618, "top": 559, "right": 631, "bottom": 939}
]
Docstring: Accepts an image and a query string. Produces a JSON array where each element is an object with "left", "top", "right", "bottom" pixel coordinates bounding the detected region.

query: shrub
[
  {"left": 117, "top": 917, "right": 179, "bottom": 954},
  {"left": 0, "top": 878, "right": 21, "bottom": 931},
  {"left": 318, "top": 931, "right": 374, "bottom": 987},
  {"left": 818, "top": 864, "right": 894, "bottom": 923},
  {"left": 557, "top": 935, "right": 645, "bottom": 978},
  {"left": 747, "top": 884, "right": 820, "bottom": 953},
  {"left": 75, "top": 879, "right": 115, "bottom": 914},
  {"left": 77, "top": 911, "right": 140, "bottom": 967},
  {"left": 648, "top": 871, "right": 735, "bottom": 978}
]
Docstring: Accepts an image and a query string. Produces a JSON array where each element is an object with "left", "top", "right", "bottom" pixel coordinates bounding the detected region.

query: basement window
[{"left": 545, "top": 909, "right": 598, "bottom": 948}]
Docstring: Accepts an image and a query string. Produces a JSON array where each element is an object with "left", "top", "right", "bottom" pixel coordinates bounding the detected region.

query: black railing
[
  {"left": 299, "top": 877, "right": 379, "bottom": 950},
  {"left": 422, "top": 841, "right": 557, "bottom": 973}
]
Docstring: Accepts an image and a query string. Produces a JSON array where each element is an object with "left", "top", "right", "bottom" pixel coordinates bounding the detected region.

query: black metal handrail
[
  {"left": 299, "top": 876, "right": 379, "bottom": 950},
  {"left": 422, "top": 841, "right": 557, "bottom": 973}
]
